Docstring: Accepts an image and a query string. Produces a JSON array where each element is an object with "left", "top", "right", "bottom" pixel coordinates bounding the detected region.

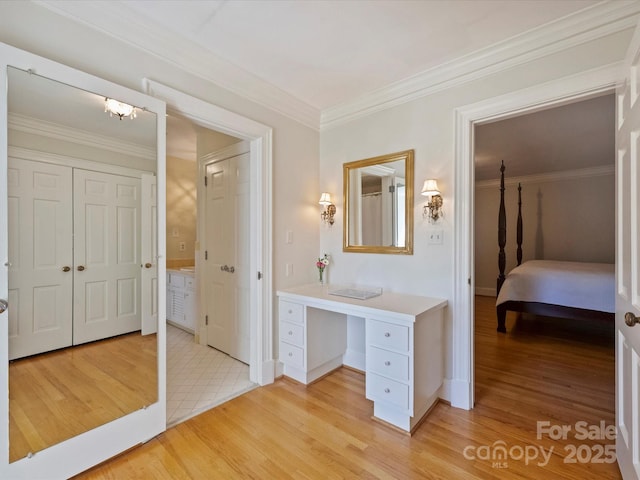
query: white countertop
[
  {"left": 167, "top": 267, "right": 195, "bottom": 276},
  {"left": 277, "top": 283, "right": 447, "bottom": 322}
]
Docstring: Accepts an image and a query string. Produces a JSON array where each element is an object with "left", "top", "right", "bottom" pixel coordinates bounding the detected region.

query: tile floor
[{"left": 166, "top": 324, "right": 256, "bottom": 426}]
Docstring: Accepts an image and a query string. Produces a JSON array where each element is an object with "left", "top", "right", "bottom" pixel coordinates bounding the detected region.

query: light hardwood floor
[
  {"left": 74, "top": 296, "right": 618, "bottom": 479},
  {"left": 10, "top": 332, "right": 157, "bottom": 463}
]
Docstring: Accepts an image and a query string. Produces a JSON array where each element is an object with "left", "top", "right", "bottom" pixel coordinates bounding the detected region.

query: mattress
[{"left": 496, "top": 260, "right": 615, "bottom": 313}]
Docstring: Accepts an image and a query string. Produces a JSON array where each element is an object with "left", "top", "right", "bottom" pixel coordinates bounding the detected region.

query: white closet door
[
  {"left": 73, "top": 169, "right": 141, "bottom": 344},
  {"left": 141, "top": 173, "right": 157, "bottom": 335},
  {"left": 7, "top": 158, "right": 73, "bottom": 360}
]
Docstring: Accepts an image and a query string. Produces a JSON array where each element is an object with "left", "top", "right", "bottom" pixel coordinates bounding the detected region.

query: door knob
[
  {"left": 229, "top": 266, "right": 235, "bottom": 273},
  {"left": 0, "top": 299, "right": 7, "bottom": 314},
  {"left": 145, "top": 263, "right": 152, "bottom": 269},
  {"left": 77, "top": 265, "right": 85, "bottom": 271},
  {"left": 62, "top": 266, "right": 71, "bottom": 272},
  {"left": 625, "top": 312, "right": 640, "bottom": 327}
]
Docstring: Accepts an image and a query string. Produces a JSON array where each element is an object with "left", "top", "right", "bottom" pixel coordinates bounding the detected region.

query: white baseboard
[
  {"left": 449, "top": 379, "right": 472, "bottom": 410},
  {"left": 259, "top": 359, "right": 276, "bottom": 386}
]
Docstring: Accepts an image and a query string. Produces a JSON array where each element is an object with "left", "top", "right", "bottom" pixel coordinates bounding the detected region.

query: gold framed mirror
[{"left": 343, "top": 149, "right": 414, "bottom": 254}]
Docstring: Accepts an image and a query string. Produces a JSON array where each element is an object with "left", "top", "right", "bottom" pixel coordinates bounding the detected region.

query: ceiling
[
  {"left": 475, "top": 94, "right": 615, "bottom": 181},
  {"left": 114, "top": 0, "right": 599, "bottom": 111},
  {"left": 19, "top": 1, "right": 626, "bottom": 167}
]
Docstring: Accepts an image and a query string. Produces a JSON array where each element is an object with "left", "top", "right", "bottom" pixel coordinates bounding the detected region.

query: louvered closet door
[
  {"left": 7, "top": 158, "right": 73, "bottom": 360},
  {"left": 73, "top": 169, "right": 141, "bottom": 345}
]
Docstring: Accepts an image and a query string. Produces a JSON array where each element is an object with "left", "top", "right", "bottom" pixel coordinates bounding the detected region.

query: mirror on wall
[
  {"left": 6, "top": 66, "right": 158, "bottom": 463},
  {"left": 343, "top": 150, "right": 414, "bottom": 254}
]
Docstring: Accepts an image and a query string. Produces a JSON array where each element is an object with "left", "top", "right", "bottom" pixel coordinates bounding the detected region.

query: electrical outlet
[
  {"left": 428, "top": 230, "right": 443, "bottom": 245},
  {"left": 179, "top": 241, "right": 186, "bottom": 251}
]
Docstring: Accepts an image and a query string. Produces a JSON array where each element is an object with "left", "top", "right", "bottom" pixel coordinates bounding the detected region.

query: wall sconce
[
  {"left": 319, "top": 192, "right": 336, "bottom": 226},
  {"left": 421, "top": 179, "right": 443, "bottom": 223}
]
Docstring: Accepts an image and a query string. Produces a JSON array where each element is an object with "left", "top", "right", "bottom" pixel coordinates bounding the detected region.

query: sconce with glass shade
[
  {"left": 319, "top": 192, "right": 336, "bottom": 226},
  {"left": 421, "top": 179, "right": 443, "bottom": 223}
]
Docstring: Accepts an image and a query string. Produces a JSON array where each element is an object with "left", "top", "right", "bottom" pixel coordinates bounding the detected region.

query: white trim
[
  {"left": 37, "top": 1, "right": 640, "bottom": 133},
  {"left": 9, "top": 113, "right": 155, "bottom": 160},
  {"left": 321, "top": 2, "right": 640, "bottom": 129},
  {"left": 453, "top": 62, "right": 620, "bottom": 411},
  {"left": 475, "top": 164, "right": 615, "bottom": 189},
  {"left": 37, "top": 0, "right": 320, "bottom": 131},
  {"left": 475, "top": 287, "right": 496, "bottom": 297},
  {"left": 8, "top": 146, "right": 152, "bottom": 178},
  {"left": 143, "top": 79, "right": 275, "bottom": 387}
]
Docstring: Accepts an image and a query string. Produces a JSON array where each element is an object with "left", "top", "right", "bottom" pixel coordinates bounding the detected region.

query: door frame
[
  {"left": 142, "top": 80, "right": 274, "bottom": 386},
  {"left": 451, "top": 63, "right": 621, "bottom": 410}
]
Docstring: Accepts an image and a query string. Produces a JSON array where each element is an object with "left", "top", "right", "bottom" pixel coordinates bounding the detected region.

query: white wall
[
  {"left": 320, "top": 29, "right": 632, "bottom": 390},
  {"left": 474, "top": 171, "right": 615, "bottom": 296},
  {"left": 0, "top": 2, "right": 320, "bottom": 359}
]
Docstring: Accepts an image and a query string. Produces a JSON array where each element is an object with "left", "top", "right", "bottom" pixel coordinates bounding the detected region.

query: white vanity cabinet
[
  {"left": 166, "top": 270, "right": 196, "bottom": 332},
  {"left": 277, "top": 284, "right": 446, "bottom": 433}
]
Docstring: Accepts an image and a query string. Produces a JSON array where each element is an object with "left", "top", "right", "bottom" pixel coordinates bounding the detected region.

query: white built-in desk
[{"left": 276, "top": 284, "right": 447, "bottom": 433}]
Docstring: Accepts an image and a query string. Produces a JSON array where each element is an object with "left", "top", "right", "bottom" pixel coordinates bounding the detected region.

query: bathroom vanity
[
  {"left": 277, "top": 284, "right": 447, "bottom": 433},
  {"left": 166, "top": 268, "right": 196, "bottom": 332}
]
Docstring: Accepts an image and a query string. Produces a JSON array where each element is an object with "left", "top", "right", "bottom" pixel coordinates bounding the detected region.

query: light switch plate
[{"left": 428, "top": 230, "right": 443, "bottom": 244}]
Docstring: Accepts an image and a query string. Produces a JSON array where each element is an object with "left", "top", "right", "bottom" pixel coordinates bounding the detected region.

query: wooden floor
[
  {"left": 75, "top": 296, "right": 618, "bottom": 479},
  {"left": 10, "top": 332, "right": 157, "bottom": 463}
]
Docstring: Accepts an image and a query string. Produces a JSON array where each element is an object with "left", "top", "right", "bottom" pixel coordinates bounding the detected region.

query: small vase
[{"left": 318, "top": 269, "right": 324, "bottom": 285}]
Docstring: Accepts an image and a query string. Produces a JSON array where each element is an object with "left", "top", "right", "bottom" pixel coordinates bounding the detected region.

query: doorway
[
  {"left": 451, "top": 65, "right": 620, "bottom": 410},
  {"left": 165, "top": 114, "right": 255, "bottom": 425}
]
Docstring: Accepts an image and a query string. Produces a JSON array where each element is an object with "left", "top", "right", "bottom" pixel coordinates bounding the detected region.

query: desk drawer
[
  {"left": 279, "top": 300, "right": 304, "bottom": 324},
  {"left": 280, "top": 341, "right": 304, "bottom": 369},
  {"left": 366, "top": 373, "right": 409, "bottom": 410},
  {"left": 280, "top": 321, "right": 304, "bottom": 347},
  {"left": 367, "top": 319, "right": 409, "bottom": 352},
  {"left": 367, "top": 346, "right": 409, "bottom": 382}
]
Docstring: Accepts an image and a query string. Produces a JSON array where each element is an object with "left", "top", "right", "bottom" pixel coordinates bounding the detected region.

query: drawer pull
[
  {"left": 288, "top": 352, "right": 293, "bottom": 357},
  {"left": 288, "top": 330, "right": 293, "bottom": 335},
  {"left": 288, "top": 309, "right": 292, "bottom": 314},
  {"left": 384, "top": 361, "right": 391, "bottom": 366},
  {"left": 384, "top": 388, "right": 390, "bottom": 393},
  {"left": 384, "top": 332, "right": 391, "bottom": 337}
]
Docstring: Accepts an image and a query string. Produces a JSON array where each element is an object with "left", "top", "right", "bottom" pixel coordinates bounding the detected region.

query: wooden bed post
[{"left": 497, "top": 161, "right": 507, "bottom": 333}]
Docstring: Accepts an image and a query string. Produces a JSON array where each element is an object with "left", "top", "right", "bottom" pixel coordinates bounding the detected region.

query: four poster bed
[{"left": 494, "top": 161, "right": 615, "bottom": 333}]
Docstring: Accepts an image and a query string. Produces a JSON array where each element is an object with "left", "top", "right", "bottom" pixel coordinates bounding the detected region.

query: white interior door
[
  {"left": 205, "top": 159, "right": 233, "bottom": 356},
  {"left": 73, "top": 169, "right": 141, "bottom": 344},
  {"left": 204, "top": 153, "right": 250, "bottom": 363},
  {"left": 141, "top": 173, "right": 157, "bottom": 335},
  {"left": 615, "top": 20, "right": 640, "bottom": 478},
  {"left": 7, "top": 158, "right": 73, "bottom": 360}
]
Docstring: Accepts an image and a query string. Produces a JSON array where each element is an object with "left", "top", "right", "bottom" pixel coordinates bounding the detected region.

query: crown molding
[
  {"left": 9, "top": 113, "right": 155, "bottom": 160},
  {"left": 475, "top": 164, "right": 615, "bottom": 189},
  {"left": 35, "top": 0, "right": 321, "bottom": 131},
  {"left": 321, "top": 1, "right": 640, "bottom": 130},
  {"left": 35, "top": 1, "right": 640, "bottom": 133}
]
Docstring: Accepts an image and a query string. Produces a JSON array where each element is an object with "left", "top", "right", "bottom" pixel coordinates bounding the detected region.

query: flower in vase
[{"left": 316, "top": 253, "right": 330, "bottom": 284}]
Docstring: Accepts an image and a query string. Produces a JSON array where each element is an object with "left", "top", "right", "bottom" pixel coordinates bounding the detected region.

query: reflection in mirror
[
  {"left": 7, "top": 67, "right": 158, "bottom": 462},
  {"left": 343, "top": 150, "right": 414, "bottom": 254}
]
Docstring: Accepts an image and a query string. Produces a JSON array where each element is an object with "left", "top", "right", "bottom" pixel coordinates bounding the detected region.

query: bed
[{"left": 494, "top": 161, "right": 615, "bottom": 332}]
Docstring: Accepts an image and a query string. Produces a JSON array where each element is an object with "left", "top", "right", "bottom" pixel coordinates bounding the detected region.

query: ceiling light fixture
[{"left": 104, "top": 97, "right": 137, "bottom": 120}]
